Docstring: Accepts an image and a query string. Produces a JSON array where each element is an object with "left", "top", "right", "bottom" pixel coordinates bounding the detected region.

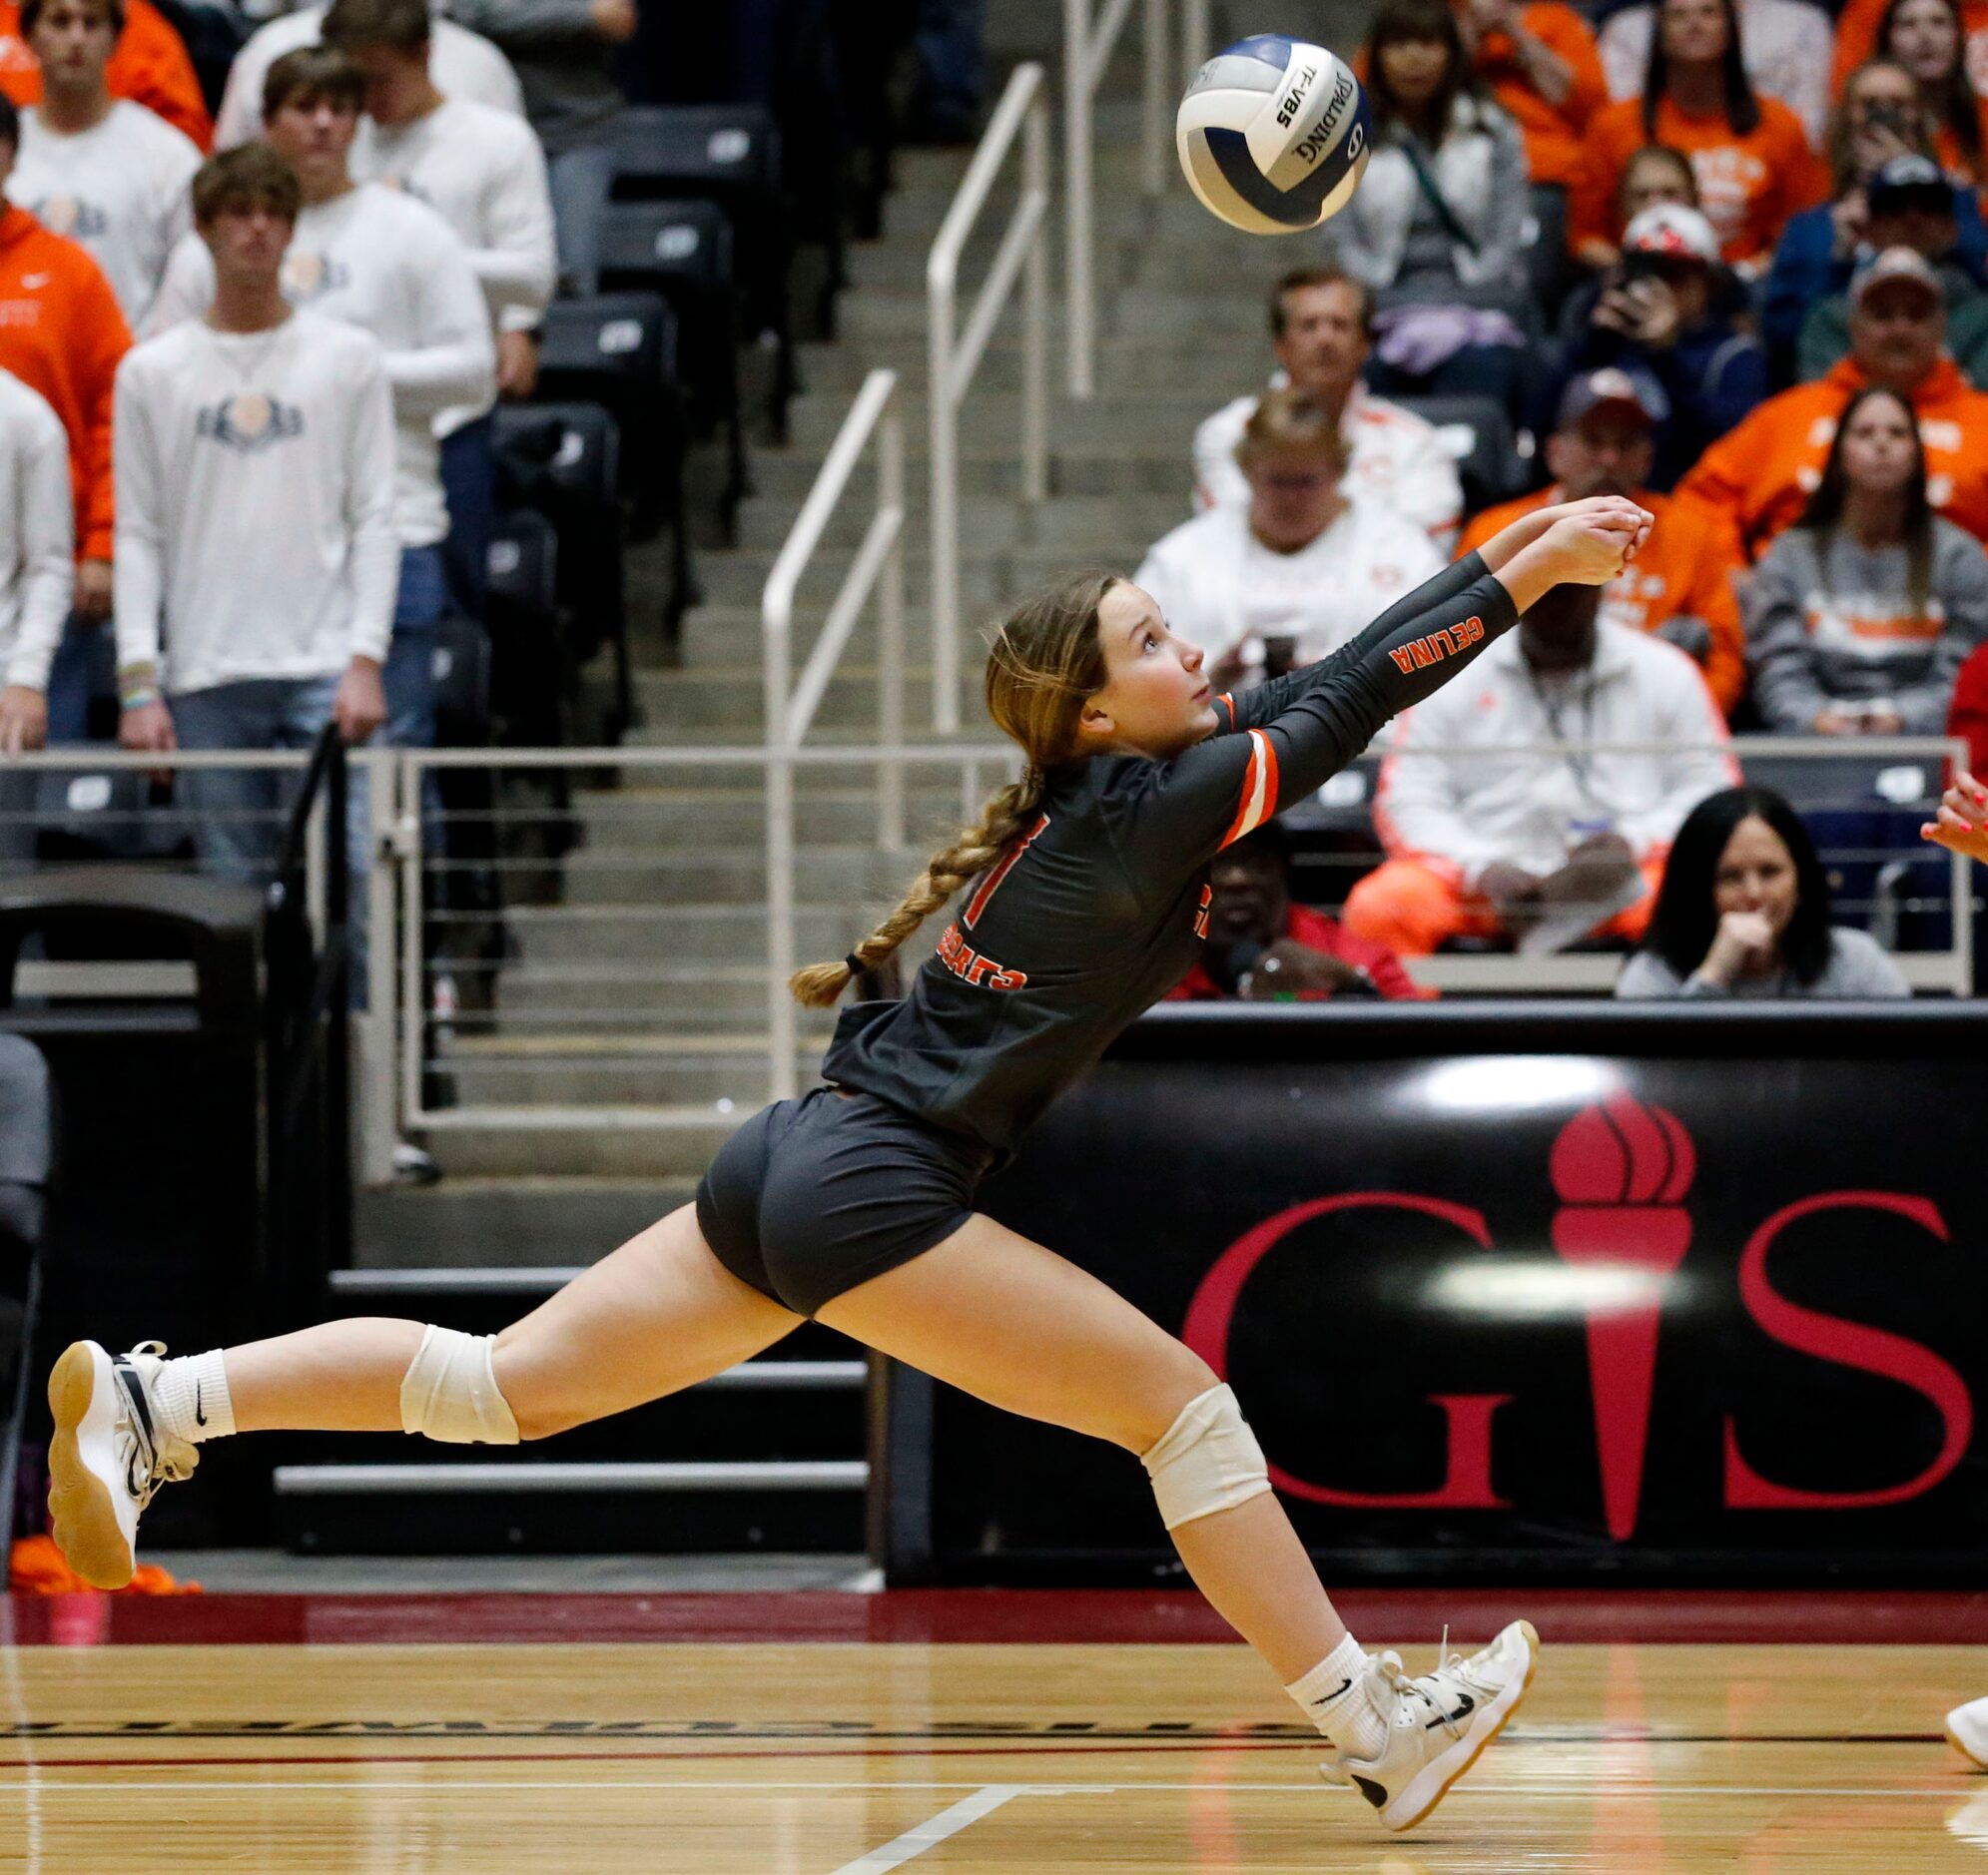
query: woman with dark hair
[
  {"left": 1455, "top": 0, "right": 1609, "bottom": 189},
  {"left": 1617, "top": 784, "right": 1911, "bottom": 993},
  {"left": 1745, "top": 382, "right": 1988, "bottom": 733},
  {"left": 1830, "top": 0, "right": 1988, "bottom": 108},
  {"left": 1879, "top": 0, "right": 1988, "bottom": 180},
  {"left": 1572, "top": 0, "right": 1825, "bottom": 273}
]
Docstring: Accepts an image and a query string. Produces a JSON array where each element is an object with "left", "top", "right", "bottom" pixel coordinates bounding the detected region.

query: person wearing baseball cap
[
  {"left": 1558, "top": 201, "right": 1766, "bottom": 488},
  {"left": 1678, "top": 242, "right": 1988, "bottom": 556},
  {"left": 1460, "top": 365, "right": 1747, "bottom": 710},
  {"left": 1795, "top": 164, "right": 1988, "bottom": 382}
]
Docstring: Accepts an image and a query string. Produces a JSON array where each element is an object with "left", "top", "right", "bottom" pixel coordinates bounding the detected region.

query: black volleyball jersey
[{"left": 820, "top": 553, "right": 1521, "bottom": 1160}]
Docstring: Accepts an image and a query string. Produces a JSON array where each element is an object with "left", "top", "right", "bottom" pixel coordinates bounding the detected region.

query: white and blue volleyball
[{"left": 1176, "top": 35, "right": 1371, "bottom": 236}]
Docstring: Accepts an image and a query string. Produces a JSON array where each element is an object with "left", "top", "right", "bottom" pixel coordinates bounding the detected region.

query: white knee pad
[
  {"left": 399, "top": 1325, "right": 520, "bottom": 1445},
  {"left": 1140, "top": 1382, "right": 1271, "bottom": 1531}
]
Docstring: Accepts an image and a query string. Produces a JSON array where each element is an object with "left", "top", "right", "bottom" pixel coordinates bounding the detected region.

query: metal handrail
[
  {"left": 928, "top": 61, "right": 1050, "bottom": 736},
  {"left": 1065, "top": 0, "right": 1211, "bottom": 398},
  {"left": 761, "top": 367, "right": 907, "bottom": 1100}
]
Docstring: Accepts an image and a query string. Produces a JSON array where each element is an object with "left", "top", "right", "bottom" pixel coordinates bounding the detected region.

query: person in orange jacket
[
  {"left": 0, "top": 92, "right": 129, "bottom": 730},
  {"left": 0, "top": 0, "right": 207, "bottom": 148},
  {"left": 1460, "top": 367, "right": 1748, "bottom": 711},
  {"left": 1457, "top": 0, "right": 1611, "bottom": 186},
  {"left": 1674, "top": 247, "right": 1988, "bottom": 557},
  {"left": 1571, "top": 0, "right": 1826, "bottom": 273}
]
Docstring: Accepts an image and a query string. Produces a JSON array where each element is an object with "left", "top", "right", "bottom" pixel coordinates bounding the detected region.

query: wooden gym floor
[{"left": 2, "top": 1588, "right": 1986, "bottom": 1871}]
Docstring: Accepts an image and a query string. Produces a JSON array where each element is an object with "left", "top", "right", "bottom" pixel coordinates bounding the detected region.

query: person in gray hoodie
[{"left": 1744, "top": 375, "right": 1988, "bottom": 734}]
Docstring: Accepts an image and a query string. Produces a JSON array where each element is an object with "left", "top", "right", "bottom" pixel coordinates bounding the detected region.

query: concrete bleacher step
[
  {"left": 354, "top": 1178, "right": 700, "bottom": 1269},
  {"left": 498, "top": 901, "right": 865, "bottom": 966},
  {"left": 443, "top": 1038, "right": 829, "bottom": 1108},
  {"left": 554, "top": 842, "right": 906, "bottom": 908}
]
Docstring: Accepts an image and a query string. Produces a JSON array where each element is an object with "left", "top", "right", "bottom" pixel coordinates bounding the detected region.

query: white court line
[{"left": 827, "top": 1785, "right": 1032, "bottom": 1873}]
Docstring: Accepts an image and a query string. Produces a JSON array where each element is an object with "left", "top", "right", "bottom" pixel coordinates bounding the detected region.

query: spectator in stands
[
  {"left": 1795, "top": 157, "right": 1988, "bottom": 381},
  {"left": 1455, "top": 0, "right": 1609, "bottom": 191},
  {"left": 0, "top": 94, "right": 128, "bottom": 739},
  {"left": 151, "top": 47, "right": 493, "bottom": 766},
  {"left": 904, "top": 0, "right": 984, "bottom": 146},
  {"left": 1879, "top": 0, "right": 1988, "bottom": 183},
  {"left": 1139, "top": 390, "right": 1445, "bottom": 684},
  {"left": 0, "top": 366, "right": 78, "bottom": 846},
  {"left": 113, "top": 146, "right": 398, "bottom": 881},
  {"left": 1761, "top": 69, "right": 1987, "bottom": 376},
  {"left": 7, "top": 0, "right": 201, "bottom": 328},
  {"left": 0, "top": 0, "right": 205, "bottom": 145},
  {"left": 1598, "top": 0, "right": 1831, "bottom": 142},
  {"left": 215, "top": 0, "right": 521, "bottom": 152},
  {"left": 1552, "top": 203, "right": 1765, "bottom": 488},
  {"left": 1342, "top": 579, "right": 1738, "bottom": 955},
  {"left": 1166, "top": 822, "right": 1423, "bottom": 1002},
  {"left": 447, "top": 0, "right": 630, "bottom": 155},
  {"left": 1677, "top": 247, "right": 1988, "bottom": 555},
  {"left": 1192, "top": 268, "right": 1464, "bottom": 546},
  {"left": 1572, "top": 0, "right": 1826, "bottom": 276},
  {"left": 1334, "top": 0, "right": 1533, "bottom": 410},
  {"left": 1831, "top": 0, "right": 1988, "bottom": 106},
  {"left": 1617, "top": 784, "right": 1911, "bottom": 992},
  {"left": 1745, "top": 383, "right": 1988, "bottom": 732},
  {"left": 1461, "top": 367, "right": 1748, "bottom": 711},
  {"left": 326, "top": 0, "right": 553, "bottom": 616}
]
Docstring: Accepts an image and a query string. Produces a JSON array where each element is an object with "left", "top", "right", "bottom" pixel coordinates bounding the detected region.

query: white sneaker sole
[
  {"left": 1948, "top": 1714, "right": 1988, "bottom": 1770},
  {"left": 1378, "top": 1619, "right": 1541, "bottom": 1833},
  {"left": 47, "top": 1340, "right": 137, "bottom": 1590}
]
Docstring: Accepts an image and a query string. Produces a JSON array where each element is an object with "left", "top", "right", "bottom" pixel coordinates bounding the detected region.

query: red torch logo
[{"left": 1550, "top": 1093, "right": 1696, "bottom": 1541}]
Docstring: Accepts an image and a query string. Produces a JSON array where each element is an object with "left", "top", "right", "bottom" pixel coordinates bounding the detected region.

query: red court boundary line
[{"left": 9, "top": 1587, "right": 1988, "bottom": 1647}]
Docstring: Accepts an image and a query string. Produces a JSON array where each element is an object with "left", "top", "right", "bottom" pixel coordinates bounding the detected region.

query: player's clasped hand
[
  {"left": 1920, "top": 771, "right": 1988, "bottom": 865},
  {"left": 1540, "top": 496, "right": 1654, "bottom": 585}
]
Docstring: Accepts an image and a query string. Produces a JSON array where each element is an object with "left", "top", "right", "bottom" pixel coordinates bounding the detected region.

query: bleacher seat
[
  {"left": 594, "top": 198, "right": 750, "bottom": 540},
  {"left": 601, "top": 105, "right": 796, "bottom": 440},
  {"left": 483, "top": 507, "right": 565, "bottom": 747}
]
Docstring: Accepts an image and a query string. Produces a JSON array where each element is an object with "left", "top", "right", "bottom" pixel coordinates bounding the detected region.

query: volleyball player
[{"left": 44, "top": 494, "right": 1649, "bottom": 1835}]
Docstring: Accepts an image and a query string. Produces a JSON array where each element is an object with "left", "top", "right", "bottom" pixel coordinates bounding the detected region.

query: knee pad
[
  {"left": 399, "top": 1325, "right": 520, "bottom": 1445},
  {"left": 1140, "top": 1382, "right": 1271, "bottom": 1531}
]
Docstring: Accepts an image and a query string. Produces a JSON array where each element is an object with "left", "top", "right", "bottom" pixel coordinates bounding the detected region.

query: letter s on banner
[
  {"left": 1182, "top": 1193, "right": 1511, "bottom": 1509},
  {"left": 1723, "top": 1191, "right": 1973, "bottom": 1510}
]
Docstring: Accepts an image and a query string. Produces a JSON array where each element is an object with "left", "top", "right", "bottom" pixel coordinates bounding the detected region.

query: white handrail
[
  {"left": 1065, "top": 0, "right": 1187, "bottom": 398},
  {"left": 761, "top": 367, "right": 906, "bottom": 1100},
  {"left": 929, "top": 61, "right": 1051, "bottom": 736}
]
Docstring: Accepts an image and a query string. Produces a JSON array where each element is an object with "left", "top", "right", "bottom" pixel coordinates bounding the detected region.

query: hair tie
[{"left": 844, "top": 951, "right": 866, "bottom": 978}]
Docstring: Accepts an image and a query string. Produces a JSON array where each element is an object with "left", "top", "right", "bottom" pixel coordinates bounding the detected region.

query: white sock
[
  {"left": 1287, "top": 1632, "right": 1385, "bottom": 1759},
  {"left": 150, "top": 1349, "right": 236, "bottom": 1446}
]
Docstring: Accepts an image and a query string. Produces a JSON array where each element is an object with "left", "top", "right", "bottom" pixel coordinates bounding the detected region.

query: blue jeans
[
  {"left": 44, "top": 613, "right": 115, "bottom": 745},
  {"left": 438, "top": 416, "right": 496, "bottom": 619},
  {"left": 915, "top": 0, "right": 985, "bottom": 116},
  {"left": 169, "top": 673, "right": 341, "bottom": 886}
]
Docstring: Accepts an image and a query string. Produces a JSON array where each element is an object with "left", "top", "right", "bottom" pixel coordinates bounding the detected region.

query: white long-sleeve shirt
[
  {"left": 1133, "top": 496, "right": 1446, "bottom": 668},
  {"left": 215, "top": 5, "right": 523, "bottom": 152},
  {"left": 1193, "top": 381, "right": 1464, "bottom": 547},
  {"left": 150, "top": 186, "right": 495, "bottom": 546},
  {"left": 352, "top": 95, "right": 555, "bottom": 434},
  {"left": 1374, "top": 621, "right": 1741, "bottom": 888},
  {"left": 7, "top": 103, "right": 201, "bottom": 328},
  {"left": 113, "top": 311, "right": 400, "bottom": 695},
  {"left": 0, "top": 365, "right": 75, "bottom": 691}
]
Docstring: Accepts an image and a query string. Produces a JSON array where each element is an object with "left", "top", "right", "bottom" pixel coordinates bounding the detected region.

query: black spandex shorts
[{"left": 695, "top": 1086, "right": 994, "bottom": 1317}]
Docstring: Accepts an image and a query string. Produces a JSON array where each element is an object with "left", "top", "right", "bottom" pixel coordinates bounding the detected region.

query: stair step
[{"left": 353, "top": 1177, "right": 700, "bottom": 1266}]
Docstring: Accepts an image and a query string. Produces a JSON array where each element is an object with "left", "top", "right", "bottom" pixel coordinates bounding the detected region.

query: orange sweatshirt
[
  {"left": 1571, "top": 93, "right": 1827, "bottom": 267},
  {"left": 1673, "top": 353, "right": 1988, "bottom": 558},
  {"left": 0, "top": 0, "right": 210, "bottom": 149},
  {"left": 1472, "top": 3, "right": 1610, "bottom": 188},
  {"left": 1458, "top": 485, "right": 1748, "bottom": 711},
  {"left": 1832, "top": 0, "right": 1988, "bottom": 99},
  {"left": 0, "top": 207, "right": 129, "bottom": 561}
]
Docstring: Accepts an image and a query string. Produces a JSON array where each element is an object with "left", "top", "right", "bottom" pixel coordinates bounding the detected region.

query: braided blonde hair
[{"left": 790, "top": 569, "right": 1119, "bottom": 1007}]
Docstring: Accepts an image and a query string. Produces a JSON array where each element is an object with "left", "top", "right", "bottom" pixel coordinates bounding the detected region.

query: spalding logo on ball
[{"left": 1176, "top": 35, "right": 1370, "bottom": 236}]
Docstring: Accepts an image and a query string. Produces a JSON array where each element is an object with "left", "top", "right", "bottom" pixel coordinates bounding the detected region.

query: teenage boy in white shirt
[
  {"left": 151, "top": 45, "right": 494, "bottom": 757},
  {"left": 115, "top": 144, "right": 398, "bottom": 883},
  {"left": 328, "top": 0, "right": 553, "bottom": 612},
  {"left": 0, "top": 363, "right": 78, "bottom": 866},
  {"left": 6, "top": 0, "right": 200, "bottom": 328}
]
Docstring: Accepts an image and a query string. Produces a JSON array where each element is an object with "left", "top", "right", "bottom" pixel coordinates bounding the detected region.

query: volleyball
[{"left": 1175, "top": 35, "right": 1371, "bottom": 236}]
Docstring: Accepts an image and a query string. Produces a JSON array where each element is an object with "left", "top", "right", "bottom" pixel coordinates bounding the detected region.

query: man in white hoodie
[
  {"left": 149, "top": 45, "right": 494, "bottom": 755},
  {"left": 114, "top": 145, "right": 398, "bottom": 881},
  {"left": 1343, "top": 579, "right": 1740, "bottom": 956}
]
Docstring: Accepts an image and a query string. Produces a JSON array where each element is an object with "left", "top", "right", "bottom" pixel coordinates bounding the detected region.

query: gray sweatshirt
[
  {"left": 1615, "top": 925, "right": 1911, "bottom": 997},
  {"left": 1743, "top": 517, "right": 1988, "bottom": 733}
]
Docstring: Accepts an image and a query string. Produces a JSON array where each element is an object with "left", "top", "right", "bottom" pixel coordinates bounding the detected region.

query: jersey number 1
[{"left": 963, "top": 813, "right": 1049, "bottom": 930}]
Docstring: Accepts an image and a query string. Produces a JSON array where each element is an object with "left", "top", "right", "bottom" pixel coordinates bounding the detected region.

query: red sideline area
[{"left": 7, "top": 1587, "right": 1988, "bottom": 1647}]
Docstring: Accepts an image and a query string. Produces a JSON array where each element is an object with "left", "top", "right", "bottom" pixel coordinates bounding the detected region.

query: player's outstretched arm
[{"left": 1921, "top": 772, "right": 1988, "bottom": 865}]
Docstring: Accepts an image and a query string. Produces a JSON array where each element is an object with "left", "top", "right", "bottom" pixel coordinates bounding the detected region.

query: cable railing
[
  {"left": 1064, "top": 0, "right": 1213, "bottom": 398},
  {"left": 928, "top": 60, "right": 1050, "bottom": 736}
]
